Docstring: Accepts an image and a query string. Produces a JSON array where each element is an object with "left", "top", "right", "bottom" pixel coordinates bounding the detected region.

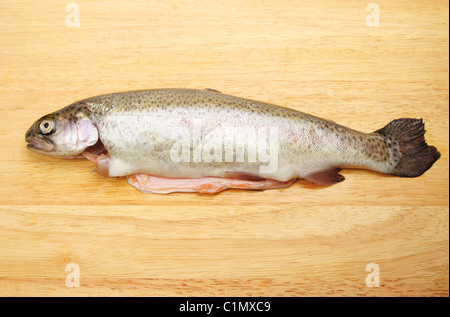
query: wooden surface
[{"left": 0, "top": 0, "right": 448, "bottom": 297}]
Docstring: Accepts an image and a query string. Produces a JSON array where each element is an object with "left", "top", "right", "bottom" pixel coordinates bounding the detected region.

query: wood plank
[{"left": 0, "top": 0, "right": 448, "bottom": 296}]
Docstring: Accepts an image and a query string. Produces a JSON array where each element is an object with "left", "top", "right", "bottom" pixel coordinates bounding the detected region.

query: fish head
[{"left": 25, "top": 108, "right": 99, "bottom": 158}]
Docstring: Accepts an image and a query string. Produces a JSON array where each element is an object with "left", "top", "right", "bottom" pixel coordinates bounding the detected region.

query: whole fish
[{"left": 25, "top": 89, "right": 440, "bottom": 194}]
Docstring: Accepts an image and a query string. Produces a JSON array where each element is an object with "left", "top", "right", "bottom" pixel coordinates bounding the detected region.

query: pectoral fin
[
  {"left": 304, "top": 168, "right": 345, "bottom": 186},
  {"left": 81, "top": 149, "right": 110, "bottom": 177}
]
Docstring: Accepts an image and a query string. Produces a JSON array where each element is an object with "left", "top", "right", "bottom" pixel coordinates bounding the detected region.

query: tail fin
[{"left": 374, "top": 118, "right": 440, "bottom": 177}]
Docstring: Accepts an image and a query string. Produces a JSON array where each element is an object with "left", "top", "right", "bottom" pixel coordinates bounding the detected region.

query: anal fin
[{"left": 304, "top": 168, "right": 345, "bottom": 186}]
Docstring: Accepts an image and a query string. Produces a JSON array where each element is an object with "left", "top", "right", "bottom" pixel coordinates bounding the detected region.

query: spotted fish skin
[{"left": 25, "top": 89, "right": 440, "bottom": 187}]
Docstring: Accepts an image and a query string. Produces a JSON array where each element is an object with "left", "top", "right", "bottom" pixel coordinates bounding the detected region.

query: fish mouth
[{"left": 26, "top": 136, "right": 54, "bottom": 152}]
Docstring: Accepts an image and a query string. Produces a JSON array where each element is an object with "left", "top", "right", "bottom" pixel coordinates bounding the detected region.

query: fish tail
[{"left": 374, "top": 118, "right": 440, "bottom": 177}]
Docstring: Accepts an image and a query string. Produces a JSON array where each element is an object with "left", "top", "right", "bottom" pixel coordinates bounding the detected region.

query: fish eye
[{"left": 39, "top": 119, "right": 55, "bottom": 135}]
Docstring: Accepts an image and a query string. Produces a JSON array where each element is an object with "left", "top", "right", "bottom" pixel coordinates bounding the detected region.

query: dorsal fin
[{"left": 203, "top": 88, "right": 221, "bottom": 93}]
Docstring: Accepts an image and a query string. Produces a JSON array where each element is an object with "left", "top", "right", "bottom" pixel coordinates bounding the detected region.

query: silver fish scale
[{"left": 76, "top": 89, "right": 397, "bottom": 181}]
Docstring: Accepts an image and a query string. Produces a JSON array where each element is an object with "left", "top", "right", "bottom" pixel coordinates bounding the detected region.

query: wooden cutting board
[{"left": 0, "top": 0, "right": 448, "bottom": 296}]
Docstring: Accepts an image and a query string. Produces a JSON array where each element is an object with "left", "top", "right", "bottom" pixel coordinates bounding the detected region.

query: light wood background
[{"left": 0, "top": 0, "right": 448, "bottom": 297}]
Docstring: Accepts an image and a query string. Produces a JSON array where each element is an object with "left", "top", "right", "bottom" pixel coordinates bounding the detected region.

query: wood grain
[{"left": 0, "top": 0, "right": 448, "bottom": 296}]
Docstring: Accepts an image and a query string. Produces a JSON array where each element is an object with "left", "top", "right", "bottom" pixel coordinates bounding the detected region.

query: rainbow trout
[{"left": 25, "top": 89, "right": 440, "bottom": 194}]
